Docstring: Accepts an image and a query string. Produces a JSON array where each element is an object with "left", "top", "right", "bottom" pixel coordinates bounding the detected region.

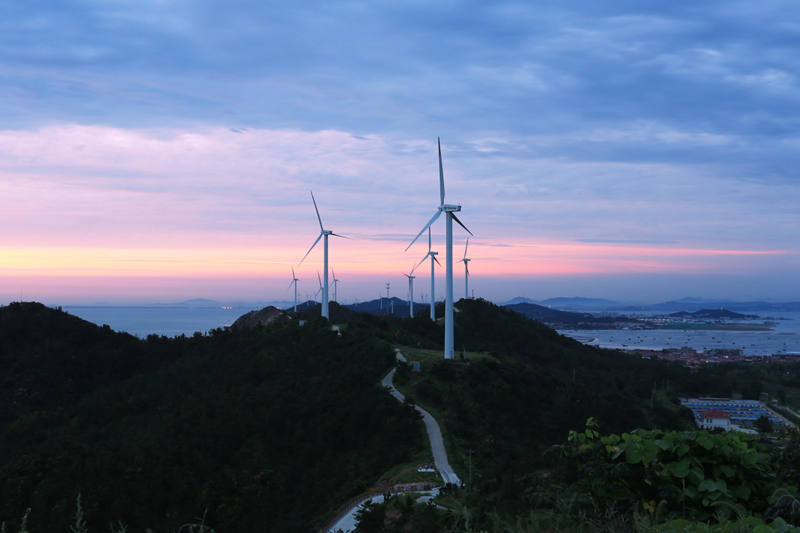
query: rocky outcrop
[{"left": 230, "top": 306, "right": 287, "bottom": 329}]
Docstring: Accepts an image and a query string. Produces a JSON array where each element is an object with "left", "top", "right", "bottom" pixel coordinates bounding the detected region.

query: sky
[{"left": 1, "top": 0, "right": 799, "bottom": 305}]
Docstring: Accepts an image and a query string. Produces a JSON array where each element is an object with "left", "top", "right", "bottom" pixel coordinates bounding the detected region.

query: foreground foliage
[{"left": 0, "top": 303, "right": 423, "bottom": 532}]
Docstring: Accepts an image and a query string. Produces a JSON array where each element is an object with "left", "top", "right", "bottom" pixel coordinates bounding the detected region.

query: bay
[
  {"left": 559, "top": 310, "right": 800, "bottom": 356},
  {"left": 62, "top": 306, "right": 257, "bottom": 338}
]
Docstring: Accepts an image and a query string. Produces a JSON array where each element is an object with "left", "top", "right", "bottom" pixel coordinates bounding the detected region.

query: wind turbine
[
  {"left": 412, "top": 228, "right": 440, "bottom": 321},
  {"left": 289, "top": 266, "right": 299, "bottom": 313},
  {"left": 402, "top": 268, "right": 416, "bottom": 318},
  {"left": 299, "top": 191, "right": 345, "bottom": 319},
  {"left": 332, "top": 270, "right": 341, "bottom": 303},
  {"left": 406, "top": 138, "right": 472, "bottom": 359},
  {"left": 459, "top": 238, "right": 471, "bottom": 299},
  {"left": 313, "top": 272, "right": 323, "bottom": 304}
]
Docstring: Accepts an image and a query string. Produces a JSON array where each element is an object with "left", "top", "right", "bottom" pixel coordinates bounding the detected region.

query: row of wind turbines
[{"left": 291, "top": 138, "right": 473, "bottom": 360}]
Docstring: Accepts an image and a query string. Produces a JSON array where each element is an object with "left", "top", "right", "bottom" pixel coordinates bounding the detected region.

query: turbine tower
[
  {"left": 406, "top": 138, "right": 472, "bottom": 359},
  {"left": 289, "top": 266, "right": 299, "bottom": 313},
  {"left": 299, "top": 191, "right": 345, "bottom": 319},
  {"left": 412, "top": 227, "right": 439, "bottom": 321},
  {"left": 459, "top": 238, "right": 471, "bottom": 299},
  {"left": 402, "top": 268, "right": 416, "bottom": 318}
]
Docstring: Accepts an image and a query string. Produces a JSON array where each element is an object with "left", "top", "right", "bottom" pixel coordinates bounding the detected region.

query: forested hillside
[
  {"left": 0, "top": 303, "right": 423, "bottom": 532},
  {"left": 4, "top": 300, "right": 800, "bottom": 532}
]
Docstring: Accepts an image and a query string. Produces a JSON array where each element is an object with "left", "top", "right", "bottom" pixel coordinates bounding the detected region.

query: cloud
[{"left": 1, "top": 2, "right": 799, "bottom": 300}]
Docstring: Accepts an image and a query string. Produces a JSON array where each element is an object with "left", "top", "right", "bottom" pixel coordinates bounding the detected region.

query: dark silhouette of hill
[
  {"left": 0, "top": 303, "right": 423, "bottom": 532},
  {"left": 503, "top": 301, "right": 623, "bottom": 327},
  {"left": 229, "top": 305, "right": 287, "bottom": 329},
  {"left": 5, "top": 298, "right": 789, "bottom": 532},
  {"left": 347, "top": 296, "right": 416, "bottom": 317},
  {"left": 0, "top": 302, "right": 183, "bottom": 424},
  {"left": 668, "top": 308, "right": 759, "bottom": 320}
]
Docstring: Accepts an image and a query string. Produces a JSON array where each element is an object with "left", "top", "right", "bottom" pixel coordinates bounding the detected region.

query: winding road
[{"left": 325, "top": 349, "right": 461, "bottom": 533}]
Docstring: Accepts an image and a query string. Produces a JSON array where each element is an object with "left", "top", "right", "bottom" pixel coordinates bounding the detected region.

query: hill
[
  {"left": 229, "top": 305, "right": 287, "bottom": 328},
  {"left": 0, "top": 303, "right": 423, "bottom": 532},
  {"left": 4, "top": 299, "right": 800, "bottom": 532},
  {"left": 503, "top": 301, "right": 624, "bottom": 328},
  {"left": 668, "top": 308, "right": 759, "bottom": 320},
  {"left": 538, "top": 296, "right": 624, "bottom": 310}
]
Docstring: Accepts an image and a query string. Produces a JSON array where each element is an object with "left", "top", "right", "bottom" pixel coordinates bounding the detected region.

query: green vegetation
[
  {"left": 5, "top": 298, "right": 800, "bottom": 532},
  {"left": 0, "top": 302, "right": 423, "bottom": 532},
  {"left": 354, "top": 299, "right": 800, "bottom": 531}
]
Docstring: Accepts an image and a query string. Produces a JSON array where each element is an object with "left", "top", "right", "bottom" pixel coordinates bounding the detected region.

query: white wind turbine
[
  {"left": 332, "top": 270, "right": 341, "bottom": 303},
  {"left": 313, "top": 272, "right": 323, "bottom": 304},
  {"left": 412, "top": 227, "right": 440, "bottom": 321},
  {"left": 299, "top": 191, "right": 345, "bottom": 319},
  {"left": 406, "top": 138, "right": 472, "bottom": 359},
  {"left": 459, "top": 238, "right": 471, "bottom": 299},
  {"left": 402, "top": 268, "right": 416, "bottom": 318},
  {"left": 289, "top": 266, "right": 299, "bottom": 313}
]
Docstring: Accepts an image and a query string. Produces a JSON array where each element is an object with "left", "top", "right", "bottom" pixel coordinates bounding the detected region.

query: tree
[{"left": 755, "top": 414, "right": 773, "bottom": 434}]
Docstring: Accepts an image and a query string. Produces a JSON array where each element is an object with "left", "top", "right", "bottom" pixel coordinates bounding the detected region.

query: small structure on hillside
[
  {"left": 698, "top": 409, "right": 731, "bottom": 430},
  {"left": 410, "top": 361, "right": 421, "bottom": 372}
]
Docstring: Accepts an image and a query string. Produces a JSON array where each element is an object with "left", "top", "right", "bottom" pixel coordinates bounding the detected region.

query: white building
[{"left": 698, "top": 409, "right": 731, "bottom": 430}]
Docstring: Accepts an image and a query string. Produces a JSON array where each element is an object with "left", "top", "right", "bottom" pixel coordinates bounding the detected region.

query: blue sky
[{"left": 1, "top": 1, "right": 798, "bottom": 303}]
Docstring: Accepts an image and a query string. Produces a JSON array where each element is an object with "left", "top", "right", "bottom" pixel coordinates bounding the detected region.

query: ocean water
[
  {"left": 62, "top": 305, "right": 800, "bottom": 355},
  {"left": 63, "top": 306, "right": 257, "bottom": 338},
  {"left": 559, "top": 310, "right": 800, "bottom": 356}
]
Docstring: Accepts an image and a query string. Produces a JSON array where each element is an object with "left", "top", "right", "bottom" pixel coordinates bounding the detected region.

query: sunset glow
[{"left": 1, "top": 2, "right": 798, "bottom": 304}]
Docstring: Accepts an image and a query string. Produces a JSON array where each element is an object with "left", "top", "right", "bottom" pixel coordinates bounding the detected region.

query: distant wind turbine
[
  {"left": 406, "top": 138, "right": 473, "bottom": 359},
  {"left": 332, "top": 270, "right": 341, "bottom": 303},
  {"left": 412, "top": 228, "right": 440, "bottom": 321},
  {"left": 299, "top": 191, "right": 346, "bottom": 319},
  {"left": 289, "top": 266, "right": 299, "bottom": 313},
  {"left": 314, "top": 272, "right": 323, "bottom": 304},
  {"left": 459, "top": 238, "right": 471, "bottom": 299},
  {"left": 402, "top": 268, "right": 416, "bottom": 318}
]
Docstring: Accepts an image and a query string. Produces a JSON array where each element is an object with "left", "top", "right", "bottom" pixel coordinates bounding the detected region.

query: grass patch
[
  {"left": 392, "top": 345, "right": 495, "bottom": 484},
  {"left": 396, "top": 345, "right": 493, "bottom": 368}
]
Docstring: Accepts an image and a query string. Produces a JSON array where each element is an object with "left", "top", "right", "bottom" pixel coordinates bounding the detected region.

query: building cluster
[
  {"left": 680, "top": 398, "right": 791, "bottom": 432},
  {"left": 626, "top": 347, "right": 785, "bottom": 367}
]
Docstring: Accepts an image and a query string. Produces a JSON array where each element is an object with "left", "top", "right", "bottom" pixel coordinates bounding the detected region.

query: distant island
[{"left": 501, "top": 302, "right": 774, "bottom": 331}]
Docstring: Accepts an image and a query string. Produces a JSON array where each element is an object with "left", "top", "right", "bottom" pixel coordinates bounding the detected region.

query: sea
[
  {"left": 62, "top": 305, "right": 270, "bottom": 338},
  {"left": 558, "top": 310, "right": 800, "bottom": 357},
  {"left": 60, "top": 304, "right": 800, "bottom": 356}
]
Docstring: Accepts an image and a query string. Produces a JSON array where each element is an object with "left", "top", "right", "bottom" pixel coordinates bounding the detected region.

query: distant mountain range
[
  {"left": 502, "top": 302, "right": 622, "bottom": 327},
  {"left": 70, "top": 295, "right": 800, "bottom": 315},
  {"left": 501, "top": 296, "right": 625, "bottom": 311},
  {"left": 499, "top": 296, "right": 800, "bottom": 313}
]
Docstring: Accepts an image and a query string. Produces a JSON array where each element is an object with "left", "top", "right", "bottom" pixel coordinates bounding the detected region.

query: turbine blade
[
  {"left": 317, "top": 271, "right": 322, "bottom": 288},
  {"left": 465, "top": 262, "right": 469, "bottom": 276},
  {"left": 413, "top": 253, "right": 429, "bottom": 272},
  {"left": 428, "top": 227, "right": 431, "bottom": 253},
  {"left": 464, "top": 237, "right": 469, "bottom": 259},
  {"left": 299, "top": 232, "right": 323, "bottom": 265},
  {"left": 310, "top": 190, "right": 324, "bottom": 231},
  {"left": 330, "top": 232, "right": 350, "bottom": 239},
  {"left": 433, "top": 255, "right": 441, "bottom": 266},
  {"left": 288, "top": 279, "right": 294, "bottom": 288},
  {"left": 451, "top": 213, "right": 473, "bottom": 236},
  {"left": 438, "top": 137, "right": 445, "bottom": 206},
  {"left": 405, "top": 210, "right": 442, "bottom": 252},
  {"left": 291, "top": 265, "right": 296, "bottom": 278}
]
